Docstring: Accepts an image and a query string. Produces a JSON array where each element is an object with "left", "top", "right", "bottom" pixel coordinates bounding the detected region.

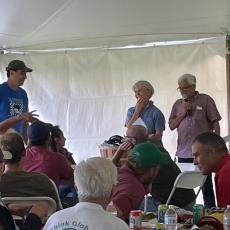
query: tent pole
[{"left": 226, "top": 34, "right": 230, "bottom": 135}]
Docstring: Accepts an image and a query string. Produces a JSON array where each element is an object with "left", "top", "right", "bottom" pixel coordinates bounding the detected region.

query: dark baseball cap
[
  {"left": 28, "top": 121, "right": 52, "bottom": 143},
  {"left": 128, "top": 143, "right": 171, "bottom": 169},
  {"left": 6, "top": 60, "right": 32, "bottom": 72}
]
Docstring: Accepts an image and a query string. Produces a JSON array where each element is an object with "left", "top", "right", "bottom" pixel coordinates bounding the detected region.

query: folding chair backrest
[
  {"left": 1, "top": 196, "right": 57, "bottom": 217},
  {"left": 166, "top": 171, "right": 207, "bottom": 205},
  {"left": 49, "top": 178, "right": 63, "bottom": 209}
]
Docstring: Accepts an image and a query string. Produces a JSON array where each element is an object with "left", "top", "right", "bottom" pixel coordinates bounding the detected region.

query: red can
[{"left": 129, "top": 210, "right": 142, "bottom": 230}]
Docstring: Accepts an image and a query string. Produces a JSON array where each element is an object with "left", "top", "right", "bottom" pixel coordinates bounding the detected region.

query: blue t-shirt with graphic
[{"left": 0, "top": 82, "right": 28, "bottom": 134}]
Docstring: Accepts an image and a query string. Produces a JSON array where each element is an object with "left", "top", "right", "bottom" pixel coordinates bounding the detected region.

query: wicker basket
[
  {"left": 99, "top": 145, "right": 128, "bottom": 166},
  {"left": 99, "top": 145, "right": 118, "bottom": 158}
]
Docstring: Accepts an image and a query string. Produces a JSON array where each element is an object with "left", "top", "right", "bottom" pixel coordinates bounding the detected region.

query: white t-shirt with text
[{"left": 44, "top": 202, "right": 129, "bottom": 230}]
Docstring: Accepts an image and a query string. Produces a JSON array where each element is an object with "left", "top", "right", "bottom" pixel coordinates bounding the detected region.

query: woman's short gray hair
[
  {"left": 132, "top": 80, "right": 154, "bottom": 96},
  {"left": 74, "top": 157, "right": 117, "bottom": 200},
  {"left": 178, "top": 74, "right": 196, "bottom": 86}
]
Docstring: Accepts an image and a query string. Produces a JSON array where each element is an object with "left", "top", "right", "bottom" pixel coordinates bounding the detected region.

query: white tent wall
[{"left": 0, "top": 37, "right": 227, "bottom": 162}]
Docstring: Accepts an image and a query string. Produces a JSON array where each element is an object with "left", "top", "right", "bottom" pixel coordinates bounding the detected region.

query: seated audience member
[
  {"left": 50, "top": 125, "right": 77, "bottom": 206},
  {"left": 111, "top": 142, "right": 171, "bottom": 221},
  {"left": 0, "top": 132, "right": 62, "bottom": 210},
  {"left": 50, "top": 125, "right": 76, "bottom": 164},
  {"left": 192, "top": 132, "right": 230, "bottom": 208},
  {"left": 23, "top": 121, "right": 73, "bottom": 188},
  {"left": 112, "top": 125, "right": 195, "bottom": 214},
  {"left": 44, "top": 157, "right": 129, "bottom": 230},
  {"left": 0, "top": 148, "right": 47, "bottom": 230}
]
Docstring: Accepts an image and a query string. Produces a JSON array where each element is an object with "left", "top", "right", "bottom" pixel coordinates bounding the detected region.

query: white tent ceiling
[{"left": 1, "top": 0, "right": 230, "bottom": 51}]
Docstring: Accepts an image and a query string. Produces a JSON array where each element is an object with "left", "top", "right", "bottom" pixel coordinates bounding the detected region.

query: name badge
[{"left": 196, "top": 106, "right": 202, "bottom": 110}]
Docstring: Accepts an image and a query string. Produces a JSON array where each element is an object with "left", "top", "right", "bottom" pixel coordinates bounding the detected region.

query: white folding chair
[
  {"left": 223, "top": 135, "right": 230, "bottom": 143},
  {"left": 176, "top": 163, "right": 198, "bottom": 172},
  {"left": 1, "top": 196, "right": 57, "bottom": 219},
  {"left": 166, "top": 171, "right": 207, "bottom": 205},
  {"left": 49, "top": 178, "right": 63, "bottom": 210}
]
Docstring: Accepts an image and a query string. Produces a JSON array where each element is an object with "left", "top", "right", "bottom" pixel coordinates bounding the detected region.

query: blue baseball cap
[{"left": 28, "top": 121, "right": 52, "bottom": 143}]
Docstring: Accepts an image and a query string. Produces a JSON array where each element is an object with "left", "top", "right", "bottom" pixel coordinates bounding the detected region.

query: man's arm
[
  {"left": 169, "top": 101, "right": 190, "bottom": 130},
  {"left": 0, "top": 111, "right": 39, "bottom": 135},
  {"left": 212, "top": 120, "right": 220, "bottom": 135},
  {"left": 112, "top": 141, "right": 134, "bottom": 167},
  {"left": 168, "top": 113, "right": 186, "bottom": 130},
  {"left": 0, "top": 116, "right": 22, "bottom": 134}
]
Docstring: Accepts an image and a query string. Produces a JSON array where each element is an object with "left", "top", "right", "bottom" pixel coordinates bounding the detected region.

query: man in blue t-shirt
[{"left": 0, "top": 60, "right": 38, "bottom": 143}]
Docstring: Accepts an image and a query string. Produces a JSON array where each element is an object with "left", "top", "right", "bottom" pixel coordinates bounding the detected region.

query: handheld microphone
[{"left": 182, "top": 95, "right": 191, "bottom": 116}]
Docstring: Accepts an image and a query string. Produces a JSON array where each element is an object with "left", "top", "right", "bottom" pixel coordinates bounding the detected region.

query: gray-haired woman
[{"left": 125, "top": 80, "right": 165, "bottom": 149}]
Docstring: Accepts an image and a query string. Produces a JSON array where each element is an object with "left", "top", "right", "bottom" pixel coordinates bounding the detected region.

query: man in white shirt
[{"left": 44, "top": 157, "right": 129, "bottom": 230}]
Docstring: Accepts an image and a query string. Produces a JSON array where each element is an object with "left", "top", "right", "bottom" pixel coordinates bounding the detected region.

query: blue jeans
[{"left": 59, "top": 185, "right": 78, "bottom": 208}]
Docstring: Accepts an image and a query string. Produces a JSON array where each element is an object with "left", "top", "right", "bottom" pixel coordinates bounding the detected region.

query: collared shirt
[
  {"left": 215, "top": 154, "right": 230, "bottom": 208},
  {"left": 126, "top": 101, "right": 165, "bottom": 148},
  {"left": 169, "top": 92, "right": 221, "bottom": 158}
]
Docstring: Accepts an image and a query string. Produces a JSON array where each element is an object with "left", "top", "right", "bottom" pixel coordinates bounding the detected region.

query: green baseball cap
[
  {"left": 6, "top": 60, "right": 32, "bottom": 72},
  {"left": 128, "top": 143, "right": 171, "bottom": 169}
]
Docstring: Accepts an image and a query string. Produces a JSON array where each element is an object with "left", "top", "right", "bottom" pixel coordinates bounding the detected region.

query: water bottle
[
  {"left": 164, "top": 205, "right": 177, "bottom": 230},
  {"left": 223, "top": 205, "right": 230, "bottom": 230}
]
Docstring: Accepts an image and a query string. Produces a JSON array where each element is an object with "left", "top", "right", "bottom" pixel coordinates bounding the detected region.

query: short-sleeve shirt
[
  {"left": 215, "top": 154, "right": 230, "bottom": 208},
  {"left": 125, "top": 101, "right": 165, "bottom": 148},
  {"left": 0, "top": 82, "right": 28, "bottom": 134},
  {"left": 23, "top": 146, "right": 73, "bottom": 187},
  {"left": 44, "top": 202, "right": 129, "bottom": 230},
  {"left": 169, "top": 92, "right": 221, "bottom": 158},
  {"left": 111, "top": 165, "right": 146, "bottom": 220},
  {"left": 0, "top": 171, "right": 62, "bottom": 210}
]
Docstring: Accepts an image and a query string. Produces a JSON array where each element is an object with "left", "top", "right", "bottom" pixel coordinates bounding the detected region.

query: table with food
[{"left": 128, "top": 204, "right": 226, "bottom": 230}]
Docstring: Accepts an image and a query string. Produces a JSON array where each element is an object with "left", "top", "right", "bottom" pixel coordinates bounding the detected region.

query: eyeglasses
[
  {"left": 123, "top": 136, "right": 136, "bottom": 141},
  {"left": 177, "top": 85, "right": 193, "bottom": 91}
]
